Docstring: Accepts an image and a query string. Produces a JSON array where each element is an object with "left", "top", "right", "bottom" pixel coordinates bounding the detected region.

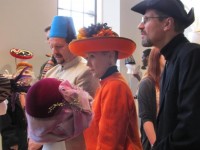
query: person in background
[
  {"left": 131, "top": 0, "right": 200, "bottom": 149},
  {"left": 131, "top": 48, "right": 151, "bottom": 83},
  {"left": 137, "top": 47, "right": 165, "bottom": 150},
  {"left": 29, "top": 16, "right": 99, "bottom": 150},
  {"left": 38, "top": 25, "right": 57, "bottom": 80},
  {"left": 1, "top": 62, "right": 34, "bottom": 150},
  {"left": 0, "top": 75, "right": 11, "bottom": 115},
  {"left": 0, "top": 75, "right": 11, "bottom": 150},
  {"left": 141, "top": 48, "right": 151, "bottom": 70},
  {"left": 44, "top": 25, "right": 51, "bottom": 41},
  {"left": 132, "top": 48, "right": 151, "bottom": 99},
  {"left": 69, "top": 23, "right": 142, "bottom": 150}
]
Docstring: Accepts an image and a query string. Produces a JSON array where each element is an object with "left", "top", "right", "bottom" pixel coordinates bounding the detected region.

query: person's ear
[{"left": 163, "top": 17, "right": 174, "bottom": 31}]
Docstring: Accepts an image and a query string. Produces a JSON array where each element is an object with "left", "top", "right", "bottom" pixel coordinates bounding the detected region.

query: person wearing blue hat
[
  {"left": 131, "top": 0, "right": 200, "bottom": 150},
  {"left": 28, "top": 16, "right": 99, "bottom": 150}
]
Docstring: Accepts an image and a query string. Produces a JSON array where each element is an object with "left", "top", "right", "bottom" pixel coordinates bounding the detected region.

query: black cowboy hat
[{"left": 131, "top": 0, "right": 194, "bottom": 28}]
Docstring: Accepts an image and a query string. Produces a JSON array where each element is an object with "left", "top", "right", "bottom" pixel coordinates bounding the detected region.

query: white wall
[
  {"left": 102, "top": 0, "right": 143, "bottom": 68},
  {"left": 0, "top": 0, "right": 147, "bottom": 81},
  {"left": 102, "top": 0, "right": 143, "bottom": 94},
  {"left": 0, "top": 0, "right": 57, "bottom": 77}
]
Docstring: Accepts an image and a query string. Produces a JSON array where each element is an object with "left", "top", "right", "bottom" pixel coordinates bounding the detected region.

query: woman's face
[{"left": 86, "top": 51, "right": 113, "bottom": 78}]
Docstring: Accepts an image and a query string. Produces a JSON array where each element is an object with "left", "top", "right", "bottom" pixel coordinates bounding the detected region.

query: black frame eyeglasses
[{"left": 141, "top": 16, "right": 168, "bottom": 24}]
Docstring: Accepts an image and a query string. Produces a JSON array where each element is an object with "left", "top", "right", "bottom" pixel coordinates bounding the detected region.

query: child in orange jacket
[{"left": 69, "top": 23, "right": 142, "bottom": 150}]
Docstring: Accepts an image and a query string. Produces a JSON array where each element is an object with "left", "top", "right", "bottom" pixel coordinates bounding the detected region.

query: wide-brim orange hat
[{"left": 69, "top": 36, "right": 136, "bottom": 59}]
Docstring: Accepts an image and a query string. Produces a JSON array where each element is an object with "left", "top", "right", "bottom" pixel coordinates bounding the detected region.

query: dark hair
[
  {"left": 155, "top": 10, "right": 185, "bottom": 33},
  {"left": 143, "top": 48, "right": 151, "bottom": 57},
  {"left": 44, "top": 26, "right": 51, "bottom": 33}
]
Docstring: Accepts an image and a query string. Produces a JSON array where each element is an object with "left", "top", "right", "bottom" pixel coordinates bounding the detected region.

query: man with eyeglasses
[
  {"left": 29, "top": 16, "right": 99, "bottom": 150},
  {"left": 131, "top": 0, "right": 200, "bottom": 150}
]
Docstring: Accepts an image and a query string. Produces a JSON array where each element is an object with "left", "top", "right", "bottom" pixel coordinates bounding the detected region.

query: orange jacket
[{"left": 84, "top": 72, "right": 142, "bottom": 150}]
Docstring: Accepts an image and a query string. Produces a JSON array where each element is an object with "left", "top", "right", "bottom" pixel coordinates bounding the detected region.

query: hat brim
[
  {"left": 69, "top": 37, "right": 136, "bottom": 59},
  {"left": 131, "top": 1, "right": 147, "bottom": 15},
  {"left": 131, "top": 0, "right": 194, "bottom": 28}
]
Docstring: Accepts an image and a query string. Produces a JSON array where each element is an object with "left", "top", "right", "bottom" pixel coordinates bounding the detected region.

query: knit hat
[
  {"left": 26, "top": 78, "right": 93, "bottom": 143},
  {"left": 49, "top": 16, "right": 76, "bottom": 43},
  {"left": 26, "top": 78, "right": 63, "bottom": 118},
  {"left": 131, "top": 0, "right": 194, "bottom": 29},
  {"left": 69, "top": 23, "right": 136, "bottom": 59}
]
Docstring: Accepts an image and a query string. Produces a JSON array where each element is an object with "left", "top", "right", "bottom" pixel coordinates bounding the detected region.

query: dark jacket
[
  {"left": 0, "top": 95, "right": 28, "bottom": 150},
  {"left": 153, "top": 34, "right": 200, "bottom": 150}
]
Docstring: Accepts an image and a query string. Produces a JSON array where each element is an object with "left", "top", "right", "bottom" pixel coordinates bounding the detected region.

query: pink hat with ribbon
[{"left": 26, "top": 78, "right": 92, "bottom": 143}]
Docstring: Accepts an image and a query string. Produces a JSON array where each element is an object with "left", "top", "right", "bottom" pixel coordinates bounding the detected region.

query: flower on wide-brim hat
[
  {"left": 77, "top": 23, "right": 118, "bottom": 39},
  {"left": 69, "top": 23, "right": 136, "bottom": 59}
]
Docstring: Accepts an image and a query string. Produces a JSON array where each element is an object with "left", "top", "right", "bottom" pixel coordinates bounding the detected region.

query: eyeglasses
[{"left": 141, "top": 16, "right": 168, "bottom": 24}]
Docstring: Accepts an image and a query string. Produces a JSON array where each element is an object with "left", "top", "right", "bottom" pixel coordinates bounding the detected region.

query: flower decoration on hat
[
  {"left": 59, "top": 80, "right": 92, "bottom": 111},
  {"left": 77, "top": 23, "right": 118, "bottom": 39}
]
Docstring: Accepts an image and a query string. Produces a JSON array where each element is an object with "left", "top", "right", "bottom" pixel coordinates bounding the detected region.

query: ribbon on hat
[
  {"left": 59, "top": 80, "right": 93, "bottom": 111},
  {"left": 26, "top": 79, "right": 93, "bottom": 143}
]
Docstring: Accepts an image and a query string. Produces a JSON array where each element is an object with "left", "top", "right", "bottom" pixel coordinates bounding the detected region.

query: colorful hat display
[
  {"left": 131, "top": 0, "right": 194, "bottom": 29},
  {"left": 49, "top": 16, "right": 76, "bottom": 42},
  {"left": 125, "top": 55, "right": 136, "bottom": 65},
  {"left": 69, "top": 23, "right": 136, "bottom": 59}
]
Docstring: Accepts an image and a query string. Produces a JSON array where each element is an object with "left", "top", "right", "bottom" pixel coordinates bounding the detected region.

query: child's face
[{"left": 86, "top": 51, "right": 113, "bottom": 78}]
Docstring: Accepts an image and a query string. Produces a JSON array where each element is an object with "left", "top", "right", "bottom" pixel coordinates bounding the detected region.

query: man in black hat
[{"left": 131, "top": 0, "right": 200, "bottom": 150}]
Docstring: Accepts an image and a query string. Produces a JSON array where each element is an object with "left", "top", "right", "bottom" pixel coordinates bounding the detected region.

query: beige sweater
[{"left": 45, "top": 56, "right": 99, "bottom": 97}]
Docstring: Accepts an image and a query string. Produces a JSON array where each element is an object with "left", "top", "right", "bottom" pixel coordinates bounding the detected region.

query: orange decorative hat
[{"left": 69, "top": 23, "right": 136, "bottom": 59}]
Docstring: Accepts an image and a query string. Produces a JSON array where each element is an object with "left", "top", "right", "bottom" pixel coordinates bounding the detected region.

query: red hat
[
  {"left": 25, "top": 78, "right": 93, "bottom": 143},
  {"left": 69, "top": 23, "right": 136, "bottom": 59},
  {"left": 10, "top": 48, "right": 33, "bottom": 59},
  {"left": 26, "top": 78, "right": 63, "bottom": 118}
]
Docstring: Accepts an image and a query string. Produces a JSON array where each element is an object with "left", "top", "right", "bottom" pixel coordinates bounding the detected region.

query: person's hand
[{"left": 10, "top": 144, "right": 18, "bottom": 150}]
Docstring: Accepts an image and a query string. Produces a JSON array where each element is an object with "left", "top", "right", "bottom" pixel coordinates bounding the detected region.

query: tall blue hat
[{"left": 49, "top": 16, "right": 76, "bottom": 42}]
